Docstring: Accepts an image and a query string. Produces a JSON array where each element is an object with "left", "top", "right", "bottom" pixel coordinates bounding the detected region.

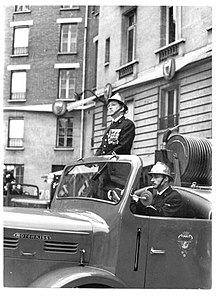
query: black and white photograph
[{"left": 2, "top": 0, "right": 216, "bottom": 294}]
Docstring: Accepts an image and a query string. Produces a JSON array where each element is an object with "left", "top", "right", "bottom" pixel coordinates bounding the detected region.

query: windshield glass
[{"left": 57, "top": 162, "right": 131, "bottom": 204}]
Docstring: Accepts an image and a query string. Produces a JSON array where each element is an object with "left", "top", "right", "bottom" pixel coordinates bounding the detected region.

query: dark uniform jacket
[
  {"left": 130, "top": 186, "right": 185, "bottom": 217},
  {"left": 96, "top": 116, "right": 135, "bottom": 156}
]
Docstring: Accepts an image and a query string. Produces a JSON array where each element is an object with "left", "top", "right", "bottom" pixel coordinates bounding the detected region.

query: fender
[{"left": 29, "top": 266, "right": 127, "bottom": 288}]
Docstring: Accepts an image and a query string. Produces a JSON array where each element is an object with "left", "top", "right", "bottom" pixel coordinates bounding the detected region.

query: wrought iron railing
[
  {"left": 15, "top": 5, "right": 30, "bottom": 12},
  {"left": 13, "top": 47, "right": 28, "bottom": 55},
  {"left": 159, "top": 114, "right": 179, "bottom": 130},
  {"left": 119, "top": 64, "right": 133, "bottom": 79},
  {"left": 11, "top": 92, "right": 26, "bottom": 100},
  {"left": 158, "top": 44, "right": 179, "bottom": 62},
  {"left": 8, "top": 138, "right": 24, "bottom": 148}
]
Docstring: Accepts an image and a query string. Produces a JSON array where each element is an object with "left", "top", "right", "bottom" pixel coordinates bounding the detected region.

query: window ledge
[
  {"left": 55, "top": 98, "right": 76, "bottom": 102},
  {"left": 10, "top": 54, "right": 29, "bottom": 58},
  {"left": 154, "top": 38, "right": 186, "bottom": 62},
  {"left": 8, "top": 99, "right": 27, "bottom": 103},
  {"left": 13, "top": 10, "right": 31, "bottom": 14},
  {"left": 115, "top": 60, "right": 139, "bottom": 79},
  {"left": 5, "top": 147, "right": 24, "bottom": 151},
  {"left": 54, "top": 148, "right": 74, "bottom": 151},
  {"left": 115, "top": 59, "right": 139, "bottom": 72},
  {"left": 104, "top": 62, "right": 109, "bottom": 67},
  {"left": 60, "top": 7, "right": 80, "bottom": 11},
  {"left": 57, "top": 52, "right": 77, "bottom": 55}
]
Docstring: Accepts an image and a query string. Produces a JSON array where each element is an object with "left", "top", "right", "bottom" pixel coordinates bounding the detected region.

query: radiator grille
[
  {"left": 4, "top": 237, "right": 19, "bottom": 249},
  {"left": 44, "top": 240, "right": 78, "bottom": 253}
]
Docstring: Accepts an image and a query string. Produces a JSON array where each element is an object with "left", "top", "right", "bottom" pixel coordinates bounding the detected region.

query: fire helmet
[
  {"left": 148, "top": 162, "right": 173, "bottom": 180},
  {"left": 107, "top": 93, "right": 128, "bottom": 112}
]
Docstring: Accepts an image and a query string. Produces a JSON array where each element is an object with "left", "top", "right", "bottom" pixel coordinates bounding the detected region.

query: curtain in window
[
  {"left": 57, "top": 118, "right": 73, "bottom": 147},
  {"left": 11, "top": 71, "right": 26, "bottom": 100},
  {"left": 61, "top": 24, "right": 77, "bottom": 52},
  {"left": 159, "top": 88, "right": 179, "bottom": 130},
  {"left": 13, "top": 27, "right": 29, "bottom": 54},
  {"left": 59, "top": 70, "right": 75, "bottom": 99},
  {"left": 127, "top": 13, "right": 135, "bottom": 62},
  {"left": 8, "top": 118, "right": 24, "bottom": 147}
]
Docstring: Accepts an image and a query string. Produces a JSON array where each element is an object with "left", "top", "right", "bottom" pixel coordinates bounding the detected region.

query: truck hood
[
  {"left": 4, "top": 207, "right": 109, "bottom": 266},
  {"left": 3, "top": 206, "right": 109, "bottom": 234}
]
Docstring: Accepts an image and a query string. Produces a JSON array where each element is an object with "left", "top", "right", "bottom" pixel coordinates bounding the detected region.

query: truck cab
[{"left": 4, "top": 150, "right": 212, "bottom": 288}]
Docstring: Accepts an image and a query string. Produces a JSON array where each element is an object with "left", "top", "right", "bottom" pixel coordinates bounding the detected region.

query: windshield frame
[{"left": 55, "top": 160, "right": 133, "bottom": 205}]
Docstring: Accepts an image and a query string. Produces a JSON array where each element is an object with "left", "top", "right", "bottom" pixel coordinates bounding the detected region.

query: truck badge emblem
[
  {"left": 177, "top": 231, "right": 193, "bottom": 257},
  {"left": 13, "top": 232, "right": 51, "bottom": 241}
]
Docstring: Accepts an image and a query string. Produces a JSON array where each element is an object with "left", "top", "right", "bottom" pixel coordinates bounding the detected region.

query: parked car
[{"left": 3, "top": 183, "right": 49, "bottom": 209}]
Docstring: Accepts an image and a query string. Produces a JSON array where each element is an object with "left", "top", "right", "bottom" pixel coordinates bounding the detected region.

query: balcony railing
[
  {"left": 8, "top": 138, "right": 24, "bottom": 148},
  {"left": 119, "top": 64, "right": 133, "bottom": 79},
  {"left": 11, "top": 92, "right": 26, "bottom": 100},
  {"left": 116, "top": 60, "right": 139, "bottom": 80},
  {"left": 15, "top": 5, "right": 30, "bottom": 12},
  {"left": 158, "top": 44, "right": 179, "bottom": 62},
  {"left": 154, "top": 39, "right": 186, "bottom": 63},
  {"left": 159, "top": 114, "right": 179, "bottom": 130},
  {"left": 13, "top": 47, "right": 28, "bottom": 55}
]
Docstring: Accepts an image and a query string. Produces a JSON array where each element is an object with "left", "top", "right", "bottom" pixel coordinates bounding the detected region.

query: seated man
[{"left": 130, "top": 162, "right": 186, "bottom": 217}]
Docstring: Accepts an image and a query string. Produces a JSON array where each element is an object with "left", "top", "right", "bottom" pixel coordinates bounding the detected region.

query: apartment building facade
[
  {"left": 3, "top": 5, "right": 212, "bottom": 197},
  {"left": 92, "top": 6, "right": 212, "bottom": 167},
  {"left": 3, "top": 5, "right": 99, "bottom": 198}
]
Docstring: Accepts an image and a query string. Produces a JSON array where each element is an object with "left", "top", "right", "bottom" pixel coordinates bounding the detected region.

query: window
[
  {"left": 51, "top": 165, "right": 65, "bottom": 173},
  {"left": 8, "top": 118, "right": 24, "bottom": 148},
  {"left": 91, "top": 6, "right": 100, "bottom": 15},
  {"left": 4, "top": 164, "right": 24, "bottom": 184},
  {"left": 127, "top": 12, "right": 136, "bottom": 62},
  {"left": 105, "top": 38, "right": 110, "bottom": 64},
  {"left": 94, "top": 40, "right": 98, "bottom": 89},
  {"left": 13, "top": 27, "right": 29, "bottom": 55},
  {"left": 102, "top": 105, "right": 107, "bottom": 127},
  {"left": 15, "top": 6, "right": 30, "bottom": 12},
  {"left": 60, "top": 24, "right": 77, "bottom": 53},
  {"left": 117, "top": 8, "right": 138, "bottom": 79},
  {"left": 121, "top": 9, "right": 136, "bottom": 65},
  {"left": 167, "top": 6, "right": 176, "bottom": 44},
  {"left": 155, "top": 6, "right": 184, "bottom": 62},
  {"left": 59, "top": 69, "right": 76, "bottom": 99},
  {"left": 161, "top": 6, "right": 182, "bottom": 46},
  {"left": 57, "top": 118, "right": 74, "bottom": 148},
  {"left": 11, "top": 71, "right": 27, "bottom": 100},
  {"left": 60, "top": 5, "right": 79, "bottom": 10},
  {"left": 159, "top": 87, "right": 179, "bottom": 130}
]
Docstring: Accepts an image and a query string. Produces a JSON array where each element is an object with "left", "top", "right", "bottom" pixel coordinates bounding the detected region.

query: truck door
[{"left": 145, "top": 217, "right": 211, "bottom": 289}]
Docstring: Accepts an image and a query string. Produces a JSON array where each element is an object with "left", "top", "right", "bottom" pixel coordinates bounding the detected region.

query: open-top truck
[{"left": 3, "top": 132, "right": 212, "bottom": 288}]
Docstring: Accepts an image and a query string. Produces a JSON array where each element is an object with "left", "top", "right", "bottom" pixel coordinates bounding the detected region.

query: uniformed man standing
[{"left": 96, "top": 93, "right": 135, "bottom": 156}]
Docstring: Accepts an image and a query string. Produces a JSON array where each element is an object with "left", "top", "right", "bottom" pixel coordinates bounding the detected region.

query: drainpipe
[{"left": 79, "top": 5, "right": 88, "bottom": 159}]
